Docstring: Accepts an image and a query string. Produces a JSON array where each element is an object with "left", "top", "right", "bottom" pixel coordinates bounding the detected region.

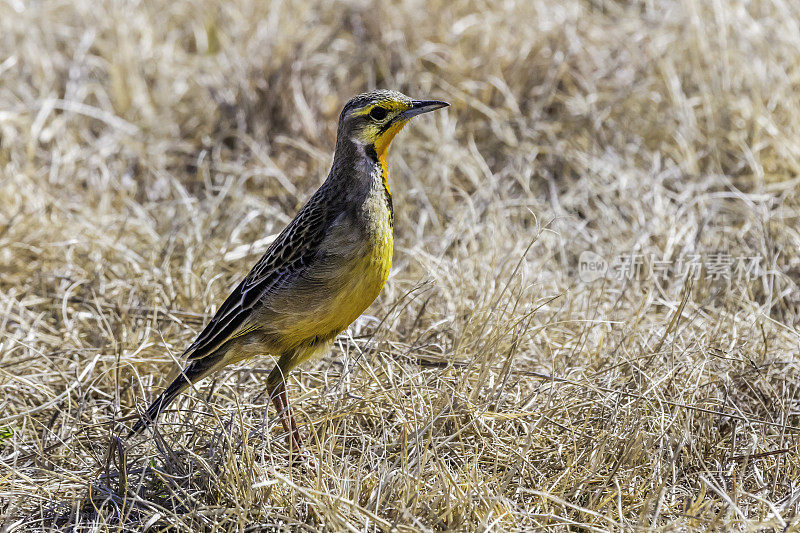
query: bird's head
[{"left": 336, "top": 90, "right": 449, "bottom": 163}]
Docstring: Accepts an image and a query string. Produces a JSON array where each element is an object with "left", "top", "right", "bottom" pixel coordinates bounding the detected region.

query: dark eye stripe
[{"left": 369, "top": 107, "right": 388, "bottom": 120}]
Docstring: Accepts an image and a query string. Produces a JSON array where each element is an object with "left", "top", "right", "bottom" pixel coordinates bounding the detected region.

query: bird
[{"left": 129, "top": 90, "right": 449, "bottom": 453}]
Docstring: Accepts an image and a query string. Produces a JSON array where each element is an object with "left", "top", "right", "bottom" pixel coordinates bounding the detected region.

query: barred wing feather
[{"left": 183, "top": 193, "right": 330, "bottom": 361}]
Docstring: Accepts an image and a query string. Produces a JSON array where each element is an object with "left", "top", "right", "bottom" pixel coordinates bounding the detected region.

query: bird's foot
[
  {"left": 287, "top": 431, "right": 315, "bottom": 469},
  {"left": 288, "top": 448, "right": 316, "bottom": 470}
]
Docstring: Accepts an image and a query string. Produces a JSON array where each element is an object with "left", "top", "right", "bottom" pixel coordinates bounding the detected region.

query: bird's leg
[
  {"left": 268, "top": 378, "right": 302, "bottom": 451},
  {"left": 265, "top": 355, "right": 313, "bottom": 468},
  {"left": 278, "top": 382, "right": 303, "bottom": 449}
]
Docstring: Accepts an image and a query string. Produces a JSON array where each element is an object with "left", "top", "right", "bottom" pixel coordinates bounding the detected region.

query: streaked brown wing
[{"left": 183, "top": 189, "right": 332, "bottom": 361}]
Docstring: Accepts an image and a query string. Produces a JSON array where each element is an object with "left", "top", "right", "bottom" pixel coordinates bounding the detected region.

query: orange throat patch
[{"left": 374, "top": 119, "right": 409, "bottom": 194}]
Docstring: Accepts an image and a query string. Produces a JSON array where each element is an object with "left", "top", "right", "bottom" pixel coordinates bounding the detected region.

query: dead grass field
[{"left": 2, "top": 0, "right": 800, "bottom": 530}]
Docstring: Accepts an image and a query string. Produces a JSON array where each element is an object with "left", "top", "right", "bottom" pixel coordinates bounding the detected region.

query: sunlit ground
[{"left": 2, "top": 0, "right": 799, "bottom": 529}]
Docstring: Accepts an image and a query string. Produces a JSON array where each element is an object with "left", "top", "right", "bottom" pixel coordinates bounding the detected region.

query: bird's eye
[{"left": 369, "top": 107, "right": 388, "bottom": 121}]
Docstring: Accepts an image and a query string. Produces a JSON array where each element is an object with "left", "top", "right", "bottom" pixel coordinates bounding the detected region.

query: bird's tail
[{"left": 128, "top": 356, "right": 220, "bottom": 437}]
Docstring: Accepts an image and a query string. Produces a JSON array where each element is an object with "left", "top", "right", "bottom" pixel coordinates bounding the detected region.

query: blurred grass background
[{"left": 1, "top": 0, "right": 799, "bottom": 530}]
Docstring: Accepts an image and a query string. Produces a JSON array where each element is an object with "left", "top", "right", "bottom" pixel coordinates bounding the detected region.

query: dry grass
[{"left": 2, "top": 0, "right": 800, "bottom": 530}]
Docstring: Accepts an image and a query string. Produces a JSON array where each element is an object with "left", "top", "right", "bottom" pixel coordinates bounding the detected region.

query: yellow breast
[
  {"left": 274, "top": 191, "right": 394, "bottom": 347},
  {"left": 332, "top": 230, "right": 392, "bottom": 329},
  {"left": 332, "top": 186, "right": 393, "bottom": 329}
]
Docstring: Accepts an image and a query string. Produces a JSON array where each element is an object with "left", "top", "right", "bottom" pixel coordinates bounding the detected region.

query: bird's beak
[{"left": 398, "top": 100, "right": 450, "bottom": 121}]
